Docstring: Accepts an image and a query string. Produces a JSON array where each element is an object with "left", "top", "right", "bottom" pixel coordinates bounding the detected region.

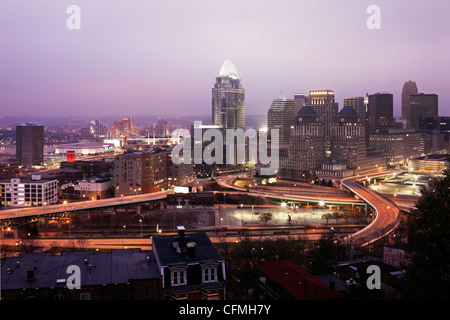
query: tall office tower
[
  {"left": 293, "top": 93, "right": 309, "bottom": 116},
  {"left": 212, "top": 59, "right": 245, "bottom": 130},
  {"left": 267, "top": 98, "right": 295, "bottom": 145},
  {"left": 280, "top": 106, "right": 326, "bottom": 181},
  {"left": 306, "top": 90, "right": 338, "bottom": 140},
  {"left": 401, "top": 80, "right": 418, "bottom": 123},
  {"left": 409, "top": 93, "right": 439, "bottom": 130},
  {"left": 16, "top": 122, "right": 44, "bottom": 168},
  {"left": 366, "top": 92, "right": 394, "bottom": 136},
  {"left": 343, "top": 97, "right": 366, "bottom": 125},
  {"left": 330, "top": 106, "right": 366, "bottom": 170}
]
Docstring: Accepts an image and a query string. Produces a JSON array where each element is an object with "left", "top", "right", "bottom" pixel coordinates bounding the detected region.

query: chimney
[
  {"left": 177, "top": 226, "right": 185, "bottom": 239},
  {"left": 27, "top": 268, "right": 35, "bottom": 281},
  {"left": 187, "top": 242, "right": 196, "bottom": 258}
]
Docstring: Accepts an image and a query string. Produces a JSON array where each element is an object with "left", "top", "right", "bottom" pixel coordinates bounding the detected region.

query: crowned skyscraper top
[{"left": 212, "top": 59, "right": 245, "bottom": 130}]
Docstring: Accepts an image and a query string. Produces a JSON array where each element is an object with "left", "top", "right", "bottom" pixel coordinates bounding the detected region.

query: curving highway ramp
[{"left": 341, "top": 176, "right": 401, "bottom": 247}]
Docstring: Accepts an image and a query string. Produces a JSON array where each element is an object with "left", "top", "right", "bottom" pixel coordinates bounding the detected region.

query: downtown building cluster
[{"left": 269, "top": 82, "right": 448, "bottom": 185}]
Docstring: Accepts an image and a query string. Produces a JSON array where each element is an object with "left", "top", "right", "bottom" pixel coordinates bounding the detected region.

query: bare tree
[
  {"left": 258, "top": 212, "right": 273, "bottom": 225},
  {"left": 66, "top": 238, "right": 91, "bottom": 251},
  {"left": 19, "top": 238, "right": 43, "bottom": 253}
]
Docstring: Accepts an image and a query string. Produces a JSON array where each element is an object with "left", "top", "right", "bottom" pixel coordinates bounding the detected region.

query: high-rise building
[
  {"left": 114, "top": 149, "right": 169, "bottom": 196},
  {"left": 366, "top": 92, "right": 395, "bottom": 136},
  {"left": 401, "top": 80, "right": 418, "bottom": 123},
  {"left": 16, "top": 122, "right": 44, "bottom": 168},
  {"left": 343, "top": 97, "right": 366, "bottom": 125},
  {"left": 267, "top": 98, "right": 295, "bottom": 145},
  {"left": 330, "top": 106, "right": 366, "bottom": 170},
  {"left": 409, "top": 93, "right": 439, "bottom": 130},
  {"left": 212, "top": 59, "right": 245, "bottom": 130},
  {"left": 369, "top": 129, "right": 422, "bottom": 168},
  {"left": 113, "top": 117, "right": 134, "bottom": 138},
  {"left": 90, "top": 119, "right": 111, "bottom": 137},
  {"left": 293, "top": 93, "right": 308, "bottom": 116},
  {"left": 306, "top": 90, "right": 339, "bottom": 140},
  {"left": 279, "top": 106, "right": 326, "bottom": 181}
]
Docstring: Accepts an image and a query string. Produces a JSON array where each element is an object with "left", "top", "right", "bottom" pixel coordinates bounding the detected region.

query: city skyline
[{"left": 1, "top": 1, "right": 449, "bottom": 118}]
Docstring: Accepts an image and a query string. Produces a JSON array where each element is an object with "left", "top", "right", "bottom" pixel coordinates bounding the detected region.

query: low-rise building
[
  {"left": 408, "top": 154, "right": 450, "bottom": 173},
  {"left": 152, "top": 226, "right": 227, "bottom": 300},
  {"left": 256, "top": 260, "right": 343, "bottom": 300},
  {"left": 167, "top": 191, "right": 214, "bottom": 209},
  {"left": 0, "top": 249, "right": 162, "bottom": 300},
  {"left": 315, "top": 162, "right": 354, "bottom": 187},
  {"left": 61, "top": 177, "right": 114, "bottom": 200},
  {"left": 0, "top": 175, "right": 58, "bottom": 207},
  {"left": 383, "top": 244, "right": 410, "bottom": 269},
  {"left": 1, "top": 228, "right": 226, "bottom": 301}
]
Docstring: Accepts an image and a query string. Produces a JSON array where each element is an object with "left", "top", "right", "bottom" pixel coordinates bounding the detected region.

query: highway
[
  {"left": 0, "top": 190, "right": 171, "bottom": 220},
  {"left": 217, "top": 176, "right": 362, "bottom": 205},
  {"left": 341, "top": 176, "right": 401, "bottom": 247},
  {"left": 218, "top": 173, "right": 403, "bottom": 247},
  {"left": 0, "top": 172, "right": 411, "bottom": 248}
]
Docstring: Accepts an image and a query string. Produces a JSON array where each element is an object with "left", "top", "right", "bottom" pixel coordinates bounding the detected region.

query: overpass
[
  {"left": 0, "top": 190, "right": 171, "bottom": 228},
  {"left": 341, "top": 175, "right": 401, "bottom": 247},
  {"left": 218, "top": 173, "right": 403, "bottom": 247},
  {"left": 217, "top": 176, "right": 363, "bottom": 206}
]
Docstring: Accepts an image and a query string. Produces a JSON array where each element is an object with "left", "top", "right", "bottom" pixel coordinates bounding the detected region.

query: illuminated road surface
[
  {"left": 218, "top": 174, "right": 403, "bottom": 247},
  {"left": 0, "top": 190, "right": 171, "bottom": 220}
]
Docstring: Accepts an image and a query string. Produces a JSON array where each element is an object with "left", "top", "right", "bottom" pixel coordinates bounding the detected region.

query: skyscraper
[
  {"left": 16, "top": 122, "right": 44, "bottom": 168},
  {"left": 212, "top": 59, "right": 245, "bottom": 130},
  {"left": 293, "top": 93, "right": 308, "bottom": 116},
  {"left": 409, "top": 93, "right": 439, "bottom": 130},
  {"left": 366, "top": 92, "right": 395, "bottom": 134},
  {"left": 267, "top": 98, "right": 295, "bottom": 145},
  {"left": 343, "top": 97, "right": 366, "bottom": 125},
  {"left": 279, "top": 106, "right": 326, "bottom": 181},
  {"left": 401, "top": 80, "right": 418, "bottom": 123},
  {"left": 306, "top": 90, "right": 338, "bottom": 140},
  {"left": 330, "top": 106, "right": 366, "bottom": 170}
]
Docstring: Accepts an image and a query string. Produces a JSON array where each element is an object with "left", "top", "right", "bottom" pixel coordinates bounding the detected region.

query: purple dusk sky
[{"left": 1, "top": 0, "right": 449, "bottom": 119}]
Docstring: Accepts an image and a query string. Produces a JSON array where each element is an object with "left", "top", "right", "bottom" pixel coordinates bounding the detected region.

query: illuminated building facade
[
  {"left": 279, "top": 106, "right": 326, "bottom": 181},
  {"left": 212, "top": 59, "right": 245, "bottom": 130},
  {"left": 0, "top": 176, "right": 58, "bottom": 207},
  {"left": 369, "top": 129, "right": 422, "bottom": 168},
  {"left": 330, "top": 106, "right": 366, "bottom": 170},
  {"left": 114, "top": 149, "right": 169, "bottom": 196}
]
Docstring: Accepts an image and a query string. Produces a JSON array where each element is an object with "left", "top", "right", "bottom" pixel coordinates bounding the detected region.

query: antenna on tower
[{"left": 280, "top": 91, "right": 286, "bottom": 100}]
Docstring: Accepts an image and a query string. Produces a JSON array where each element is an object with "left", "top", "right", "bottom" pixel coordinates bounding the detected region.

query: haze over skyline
[{"left": 1, "top": 0, "right": 449, "bottom": 119}]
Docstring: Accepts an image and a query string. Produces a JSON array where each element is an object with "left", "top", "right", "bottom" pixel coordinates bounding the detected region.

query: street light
[
  {"left": 139, "top": 219, "right": 143, "bottom": 238},
  {"left": 67, "top": 219, "right": 71, "bottom": 238},
  {"left": 122, "top": 225, "right": 126, "bottom": 248}
]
